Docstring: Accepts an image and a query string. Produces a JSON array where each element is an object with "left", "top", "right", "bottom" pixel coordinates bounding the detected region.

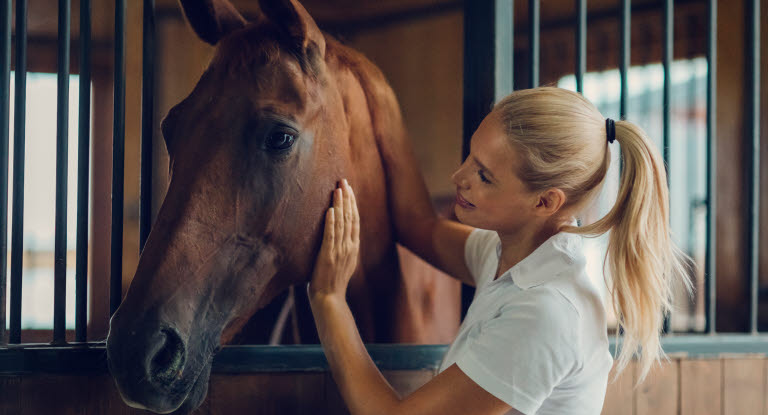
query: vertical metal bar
[
  {"left": 111, "top": 0, "right": 126, "bottom": 316},
  {"left": 494, "top": 0, "right": 513, "bottom": 102},
  {"left": 619, "top": 0, "right": 630, "bottom": 119},
  {"left": 575, "top": 0, "right": 586, "bottom": 94},
  {"left": 662, "top": 0, "right": 672, "bottom": 182},
  {"left": 462, "top": 0, "right": 514, "bottom": 159},
  {"left": 661, "top": 0, "right": 672, "bottom": 335},
  {"left": 528, "top": 0, "right": 539, "bottom": 88},
  {"left": 0, "top": 0, "right": 11, "bottom": 346},
  {"left": 53, "top": 0, "right": 71, "bottom": 345},
  {"left": 462, "top": 0, "right": 513, "bottom": 319},
  {"left": 684, "top": 21, "right": 699, "bottom": 333},
  {"left": 9, "top": 0, "right": 27, "bottom": 345},
  {"left": 140, "top": 0, "right": 155, "bottom": 253},
  {"left": 747, "top": 0, "right": 760, "bottom": 334},
  {"left": 704, "top": 0, "right": 717, "bottom": 335},
  {"left": 75, "top": 0, "right": 91, "bottom": 343}
]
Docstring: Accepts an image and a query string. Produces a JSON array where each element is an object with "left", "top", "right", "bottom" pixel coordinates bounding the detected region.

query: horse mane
[{"left": 323, "top": 35, "right": 408, "bottom": 161}]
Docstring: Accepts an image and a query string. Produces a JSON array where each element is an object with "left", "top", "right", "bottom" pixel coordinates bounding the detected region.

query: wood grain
[
  {"left": 636, "top": 358, "right": 679, "bottom": 415},
  {"left": 0, "top": 376, "right": 21, "bottom": 415},
  {"left": 723, "top": 357, "right": 764, "bottom": 415},
  {"left": 602, "top": 360, "right": 635, "bottom": 415},
  {"left": 680, "top": 359, "right": 722, "bottom": 415}
]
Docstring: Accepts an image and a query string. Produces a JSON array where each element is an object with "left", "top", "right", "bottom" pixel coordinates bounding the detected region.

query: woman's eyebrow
[{"left": 472, "top": 156, "right": 497, "bottom": 180}]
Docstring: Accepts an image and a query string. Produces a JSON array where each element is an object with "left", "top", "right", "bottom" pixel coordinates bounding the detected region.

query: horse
[{"left": 105, "top": 0, "right": 460, "bottom": 413}]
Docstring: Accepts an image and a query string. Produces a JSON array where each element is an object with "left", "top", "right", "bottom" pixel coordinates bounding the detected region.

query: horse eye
[{"left": 265, "top": 131, "right": 296, "bottom": 151}]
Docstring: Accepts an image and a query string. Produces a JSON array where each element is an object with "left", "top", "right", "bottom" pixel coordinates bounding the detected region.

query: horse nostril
[{"left": 149, "top": 328, "right": 186, "bottom": 386}]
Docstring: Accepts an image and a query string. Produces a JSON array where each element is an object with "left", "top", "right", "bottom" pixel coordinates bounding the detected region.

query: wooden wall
[
  {"left": 1, "top": 355, "right": 767, "bottom": 414},
  {"left": 603, "top": 355, "right": 768, "bottom": 415}
]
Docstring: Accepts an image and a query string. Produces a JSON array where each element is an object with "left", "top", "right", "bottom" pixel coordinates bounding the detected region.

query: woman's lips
[{"left": 456, "top": 192, "right": 476, "bottom": 209}]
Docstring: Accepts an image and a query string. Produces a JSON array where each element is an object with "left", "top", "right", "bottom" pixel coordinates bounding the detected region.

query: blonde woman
[{"left": 308, "top": 86, "right": 694, "bottom": 415}]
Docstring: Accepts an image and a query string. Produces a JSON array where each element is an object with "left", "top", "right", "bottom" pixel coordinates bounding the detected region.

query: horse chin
[{"left": 166, "top": 359, "right": 212, "bottom": 415}]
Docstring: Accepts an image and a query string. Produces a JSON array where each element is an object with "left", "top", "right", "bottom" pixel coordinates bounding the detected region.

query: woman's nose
[{"left": 451, "top": 167, "right": 468, "bottom": 188}]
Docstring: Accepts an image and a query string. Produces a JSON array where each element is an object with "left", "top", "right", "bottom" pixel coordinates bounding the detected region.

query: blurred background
[{"left": 2, "top": 0, "right": 766, "bottom": 347}]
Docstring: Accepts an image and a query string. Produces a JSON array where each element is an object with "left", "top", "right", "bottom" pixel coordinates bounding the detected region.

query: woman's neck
[{"left": 494, "top": 221, "right": 565, "bottom": 280}]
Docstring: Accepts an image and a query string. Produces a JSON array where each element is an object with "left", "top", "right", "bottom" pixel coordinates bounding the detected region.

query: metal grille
[
  {"left": 461, "top": 0, "right": 762, "bottom": 341},
  {"left": 0, "top": 0, "right": 156, "bottom": 346}
]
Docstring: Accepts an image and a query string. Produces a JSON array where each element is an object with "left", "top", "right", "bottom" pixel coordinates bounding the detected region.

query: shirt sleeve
[
  {"left": 464, "top": 228, "right": 499, "bottom": 288},
  {"left": 453, "top": 292, "right": 580, "bottom": 415}
]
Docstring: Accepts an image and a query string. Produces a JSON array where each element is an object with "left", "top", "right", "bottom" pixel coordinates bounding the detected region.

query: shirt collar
[{"left": 494, "top": 219, "right": 585, "bottom": 290}]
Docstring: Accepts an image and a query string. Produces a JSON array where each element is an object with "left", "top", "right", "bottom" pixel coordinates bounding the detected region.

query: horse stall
[{"left": 1, "top": 0, "right": 767, "bottom": 414}]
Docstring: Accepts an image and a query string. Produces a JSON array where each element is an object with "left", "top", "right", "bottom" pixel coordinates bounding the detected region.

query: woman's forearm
[{"left": 309, "top": 294, "right": 401, "bottom": 415}]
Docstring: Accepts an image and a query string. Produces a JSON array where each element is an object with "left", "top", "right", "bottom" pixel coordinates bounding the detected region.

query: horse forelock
[{"left": 211, "top": 22, "right": 324, "bottom": 85}]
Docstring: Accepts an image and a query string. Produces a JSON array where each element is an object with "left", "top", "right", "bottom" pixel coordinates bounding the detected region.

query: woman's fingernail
[{"left": 343, "top": 178, "right": 349, "bottom": 187}]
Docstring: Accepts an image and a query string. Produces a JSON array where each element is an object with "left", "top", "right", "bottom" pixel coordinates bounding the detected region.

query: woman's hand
[{"left": 308, "top": 179, "right": 360, "bottom": 302}]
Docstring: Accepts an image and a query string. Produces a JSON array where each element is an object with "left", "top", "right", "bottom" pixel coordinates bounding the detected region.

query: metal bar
[
  {"left": 661, "top": 0, "right": 672, "bottom": 335},
  {"left": 9, "top": 0, "right": 27, "bottom": 345},
  {"left": 0, "top": 0, "right": 11, "bottom": 346},
  {"left": 6, "top": 335, "right": 768, "bottom": 374},
  {"left": 528, "top": 0, "right": 539, "bottom": 88},
  {"left": 704, "top": 0, "right": 717, "bottom": 335},
  {"left": 461, "top": 0, "right": 513, "bottom": 320},
  {"left": 52, "top": 0, "right": 71, "bottom": 346},
  {"left": 684, "top": 21, "right": 699, "bottom": 332},
  {"left": 75, "top": 0, "right": 91, "bottom": 343},
  {"left": 111, "top": 0, "right": 126, "bottom": 316},
  {"left": 494, "top": 0, "right": 513, "bottom": 102},
  {"left": 140, "top": 0, "right": 155, "bottom": 253},
  {"left": 619, "top": 0, "right": 630, "bottom": 119},
  {"left": 462, "top": 0, "right": 514, "bottom": 162},
  {"left": 662, "top": 0, "right": 672, "bottom": 183},
  {"left": 747, "top": 0, "right": 760, "bottom": 334},
  {"left": 575, "top": 0, "right": 586, "bottom": 94}
]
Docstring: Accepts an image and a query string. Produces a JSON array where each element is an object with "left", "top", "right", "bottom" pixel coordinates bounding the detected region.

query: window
[{"left": 4, "top": 72, "right": 92, "bottom": 331}]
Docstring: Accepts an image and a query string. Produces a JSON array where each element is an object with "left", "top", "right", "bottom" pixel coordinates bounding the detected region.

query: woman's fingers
[
  {"left": 324, "top": 208, "right": 335, "bottom": 248},
  {"left": 342, "top": 180, "right": 352, "bottom": 242},
  {"left": 349, "top": 184, "right": 360, "bottom": 244},
  {"left": 333, "top": 188, "right": 344, "bottom": 252}
]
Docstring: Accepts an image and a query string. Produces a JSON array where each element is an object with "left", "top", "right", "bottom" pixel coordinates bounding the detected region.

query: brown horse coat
[{"left": 106, "top": 0, "right": 459, "bottom": 413}]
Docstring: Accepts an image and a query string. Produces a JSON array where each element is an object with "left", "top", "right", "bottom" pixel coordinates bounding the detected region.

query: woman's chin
[{"left": 453, "top": 204, "right": 475, "bottom": 222}]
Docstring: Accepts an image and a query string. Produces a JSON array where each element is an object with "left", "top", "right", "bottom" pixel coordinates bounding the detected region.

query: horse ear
[
  {"left": 178, "top": 0, "right": 247, "bottom": 45},
  {"left": 259, "top": 0, "right": 326, "bottom": 60}
]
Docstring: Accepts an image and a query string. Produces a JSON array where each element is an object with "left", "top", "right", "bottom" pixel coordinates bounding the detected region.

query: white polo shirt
[{"left": 437, "top": 226, "right": 614, "bottom": 415}]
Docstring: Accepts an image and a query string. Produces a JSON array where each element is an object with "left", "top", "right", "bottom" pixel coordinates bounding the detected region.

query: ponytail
[
  {"left": 494, "top": 87, "right": 695, "bottom": 387},
  {"left": 565, "top": 120, "right": 695, "bottom": 386}
]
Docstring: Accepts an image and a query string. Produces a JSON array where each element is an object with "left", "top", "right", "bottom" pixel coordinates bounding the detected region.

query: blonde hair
[{"left": 493, "top": 86, "right": 694, "bottom": 387}]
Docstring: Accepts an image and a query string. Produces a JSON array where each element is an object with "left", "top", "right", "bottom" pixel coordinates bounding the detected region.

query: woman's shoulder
[{"left": 464, "top": 228, "right": 500, "bottom": 286}]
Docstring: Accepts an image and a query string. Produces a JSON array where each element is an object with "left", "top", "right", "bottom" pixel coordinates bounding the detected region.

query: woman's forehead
[{"left": 472, "top": 113, "right": 518, "bottom": 178}]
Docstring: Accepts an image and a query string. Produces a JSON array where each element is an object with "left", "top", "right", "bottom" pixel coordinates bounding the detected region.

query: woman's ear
[{"left": 534, "top": 188, "right": 566, "bottom": 217}]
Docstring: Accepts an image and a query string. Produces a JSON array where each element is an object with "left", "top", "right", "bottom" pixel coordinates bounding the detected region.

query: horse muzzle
[{"left": 107, "top": 316, "right": 209, "bottom": 414}]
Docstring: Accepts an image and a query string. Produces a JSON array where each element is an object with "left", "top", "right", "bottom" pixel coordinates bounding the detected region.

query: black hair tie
[{"left": 605, "top": 118, "right": 616, "bottom": 144}]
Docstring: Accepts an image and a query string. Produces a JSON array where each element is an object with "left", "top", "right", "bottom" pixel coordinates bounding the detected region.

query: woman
[{"left": 307, "top": 87, "right": 694, "bottom": 415}]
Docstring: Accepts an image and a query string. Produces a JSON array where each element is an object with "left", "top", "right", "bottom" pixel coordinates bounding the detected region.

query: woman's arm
[
  {"left": 308, "top": 181, "right": 515, "bottom": 415},
  {"left": 310, "top": 295, "right": 516, "bottom": 415}
]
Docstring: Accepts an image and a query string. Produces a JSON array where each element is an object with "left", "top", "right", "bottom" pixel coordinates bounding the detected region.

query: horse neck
[{"left": 327, "top": 38, "right": 407, "bottom": 265}]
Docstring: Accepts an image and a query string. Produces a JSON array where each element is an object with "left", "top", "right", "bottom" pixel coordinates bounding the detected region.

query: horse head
[{"left": 106, "top": 0, "right": 405, "bottom": 412}]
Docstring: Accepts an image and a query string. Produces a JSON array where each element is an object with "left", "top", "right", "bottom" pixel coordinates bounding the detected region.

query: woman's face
[{"left": 451, "top": 111, "right": 539, "bottom": 233}]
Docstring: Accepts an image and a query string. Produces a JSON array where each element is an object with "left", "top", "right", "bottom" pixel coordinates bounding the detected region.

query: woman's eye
[
  {"left": 265, "top": 131, "right": 296, "bottom": 151},
  {"left": 478, "top": 170, "right": 492, "bottom": 184}
]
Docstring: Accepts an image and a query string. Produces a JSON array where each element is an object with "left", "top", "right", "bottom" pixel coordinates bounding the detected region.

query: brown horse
[{"left": 106, "top": 0, "right": 459, "bottom": 413}]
